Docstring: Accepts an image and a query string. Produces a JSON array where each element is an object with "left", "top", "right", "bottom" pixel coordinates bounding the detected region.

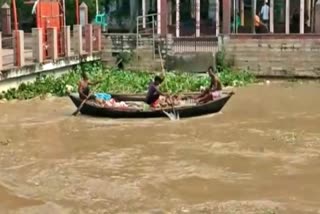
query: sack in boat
[
  {"left": 114, "top": 101, "right": 128, "bottom": 108},
  {"left": 95, "top": 93, "right": 112, "bottom": 101},
  {"left": 104, "top": 99, "right": 128, "bottom": 108}
]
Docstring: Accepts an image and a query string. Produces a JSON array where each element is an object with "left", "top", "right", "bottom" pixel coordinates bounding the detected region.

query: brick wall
[{"left": 223, "top": 35, "right": 320, "bottom": 78}]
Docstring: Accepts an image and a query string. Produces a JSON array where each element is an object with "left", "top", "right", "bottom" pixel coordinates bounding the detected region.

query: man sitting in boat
[
  {"left": 195, "top": 66, "right": 222, "bottom": 104},
  {"left": 145, "top": 75, "right": 168, "bottom": 108}
]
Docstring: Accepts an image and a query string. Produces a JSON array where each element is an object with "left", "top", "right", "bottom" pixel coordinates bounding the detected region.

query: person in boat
[
  {"left": 195, "top": 66, "right": 222, "bottom": 104},
  {"left": 146, "top": 75, "right": 168, "bottom": 108},
  {"left": 78, "top": 72, "right": 101, "bottom": 101}
]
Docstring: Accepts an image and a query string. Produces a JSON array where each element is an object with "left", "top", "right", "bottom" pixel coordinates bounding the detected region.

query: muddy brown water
[{"left": 0, "top": 82, "right": 320, "bottom": 214}]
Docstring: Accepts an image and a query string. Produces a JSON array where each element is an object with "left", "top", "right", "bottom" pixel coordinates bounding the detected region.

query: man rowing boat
[
  {"left": 145, "top": 75, "right": 168, "bottom": 108},
  {"left": 195, "top": 66, "right": 222, "bottom": 104},
  {"left": 78, "top": 72, "right": 101, "bottom": 100},
  {"left": 78, "top": 72, "right": 128, "bottom": 108}
]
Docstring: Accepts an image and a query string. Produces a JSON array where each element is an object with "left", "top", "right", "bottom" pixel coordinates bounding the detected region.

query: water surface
[{"left": 0, "top": 82, "right": 320, "bottom": 213}]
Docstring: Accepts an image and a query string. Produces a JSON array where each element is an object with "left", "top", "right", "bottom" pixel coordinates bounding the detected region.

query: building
[{"left": 108, "top": 0, "right": 319, "bottom": 36}]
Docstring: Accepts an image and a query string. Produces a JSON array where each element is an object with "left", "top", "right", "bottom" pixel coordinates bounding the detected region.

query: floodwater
[{"left": 0, "top": 82, "right": 320, "bottom": 214}]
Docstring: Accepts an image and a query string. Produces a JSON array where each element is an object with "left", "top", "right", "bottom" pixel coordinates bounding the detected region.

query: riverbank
[
  {"left": 0, "top": 62, "right": 255, "bottom": 101},
  {"left": 0, "top": 79, "right": 317, "bottom": 104}
]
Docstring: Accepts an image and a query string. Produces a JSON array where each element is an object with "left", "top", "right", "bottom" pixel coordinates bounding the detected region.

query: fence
[
  {"left": 0, "top": 25, "right": 101, "bottom": 71},
  {"left": 136, "top": 13, "right": 157, "bottom": 51},
  {"left": 1, "top": 35, "right": 33, "bottom": 70}
]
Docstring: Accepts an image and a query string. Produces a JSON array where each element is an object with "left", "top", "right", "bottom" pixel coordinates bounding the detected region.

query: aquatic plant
[{"left": 0, "top": 62, "right": 255, "bottom": 100}]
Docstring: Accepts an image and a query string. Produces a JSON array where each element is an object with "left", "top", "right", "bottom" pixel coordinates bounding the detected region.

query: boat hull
[{"left": 69, "top": 93, "right": 233, "bottom": 118}]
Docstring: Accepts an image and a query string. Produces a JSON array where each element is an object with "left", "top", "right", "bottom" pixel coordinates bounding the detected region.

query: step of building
[
  {"left": 225, "top": 47, "right": 320, "bottom": 52},
  {"left": 232, "top": 60, "right": 320, "bottom": 69},
  {"left": 227, "top": 39, "right": 320, "bottom": 45},
  {"left": 227, "top": 55, "right": 320, "bottom": 62},
  {"left": 233, "top": 61, "right": 320, "bottom": 72},
  {"left": 225, "top": 44, "right": 320, "bottom": 51},
  {"left": 236, "top": 66, "right": 320, "bottom": 77},
  {"left": 226, "top": 52, "right": 320, "bottom": 61}
]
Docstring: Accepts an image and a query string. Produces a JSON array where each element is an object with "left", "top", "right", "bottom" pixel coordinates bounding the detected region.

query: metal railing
[
  {"left": 103, "top": 13, "right": 219, "bottom": 56},
  {"left": 172, "top": 36, "right": 218, "bottom": 53},
  {"left": 136, "top": 13, "right": 157, "bottom": 58}
]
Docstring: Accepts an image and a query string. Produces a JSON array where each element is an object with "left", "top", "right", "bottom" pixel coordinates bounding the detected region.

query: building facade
[{"left": 109, "top": 0, "right": 319, "bottom": 36}]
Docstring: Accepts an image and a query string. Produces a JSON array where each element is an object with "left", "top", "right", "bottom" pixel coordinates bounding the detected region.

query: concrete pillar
[
  {"left": 0, "top": 32, "right": 2, "bottom": 70},
  {"left": 142, "top": 0, "right": 146, "bottom": 28},
  {"left": 300, "top": 0, "right": 305, "bottom": 33},
  {"left": 13, "top": 30, "right": 25, "bottom": 67},
  {"left": 252, "top": 0, "right": 257, "bottom": 33},
  {"left": 84, "top": 24, "right": 93, "bottom": 55},
  {"left": 79, "top": 2, "right": 88, "bottom": 26},
  {"left": 166, "top": 33, "right": 173, "bottom": 55},
  {"left": 157, "top": 0, "right": 161, "bottom": 34},
  {"left": 216, "top": 0, "right": 220, "bottom": 35},
  {"left": 285, "top": 0, "right": 290, "bottom": 34},
  {"left": 315, "top": 1, "right": 320, "bottom": 33},
  {"left": 270, "top": 0, "right": 274, "bottom": 33},
  {"left": 1, "top": 3, "right": 11, "bottom": 36},
  {"left": 176, "top": 0, "right": 180, "bottom": 37},
  {"left": 32, "top": 28, "right": 43, "bottom": 63},
  {"left": 95, "top": 0, "right": 98, "bottom": 15},
  {"left": 47, "top": 27, "right": 58, "bottom": 61},
  {"left": 93, "top": 25, "right": 102, "bottom": 51},
  {"left": 307, "top": 0, "right": 311, "bottom": 26},
  {"left": 196, "top": 0, "right": 200, "bottom": 37},
  {"left": 168, "top": 0, "right": 172, "bottom": 25},
  {"left": 63, "top": 26, "right": 71, "bottom": 57},
  {"left": 223, "top": 0, "right": 231, "bottom": 34},
  {"left": 232, "top": 0, "right": 236, "bottom": 33},
  {"left": 240, "top": 0, "right": 244, "bottom": 25},
  {"left": 160, "top": 0, "right": 167, "bottom": 36},
  {"left": 73, "top": 24, "right": 83, "bottom": 55}
]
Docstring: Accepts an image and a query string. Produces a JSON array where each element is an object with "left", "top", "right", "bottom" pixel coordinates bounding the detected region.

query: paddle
[
  {"left": 158, "top": 46, "right": 179, "bottom": 120},
  {"left": 71, "top": 76, "right": 103, "bottom": 117},
  {"left": 72, "top": 92, "right": 94, "bottom": 116},
  {"left": 162, "top": 108, "right": 179, "bottom": 120}
]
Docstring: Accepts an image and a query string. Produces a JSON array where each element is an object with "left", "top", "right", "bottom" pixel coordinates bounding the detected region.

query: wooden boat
[{"left": 69, "top": 92, "right": 233, "bottom": 118}]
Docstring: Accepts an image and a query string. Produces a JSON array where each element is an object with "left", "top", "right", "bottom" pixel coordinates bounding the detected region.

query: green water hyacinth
[{"left": 0, "top": 62, "right": 255, "bottom": 100}]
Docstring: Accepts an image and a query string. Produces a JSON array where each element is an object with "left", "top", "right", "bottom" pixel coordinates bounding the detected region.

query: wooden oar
[
  {"left": 158, "top": 46, "right": 179, "bottom": 120},
  {"left": 72, "top": 92, "right": 94, "bottom": 116}
]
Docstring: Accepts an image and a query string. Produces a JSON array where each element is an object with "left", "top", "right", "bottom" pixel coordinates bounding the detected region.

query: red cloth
[{"left": 151, "top": 98, "right": 160, "bottom": 108}]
